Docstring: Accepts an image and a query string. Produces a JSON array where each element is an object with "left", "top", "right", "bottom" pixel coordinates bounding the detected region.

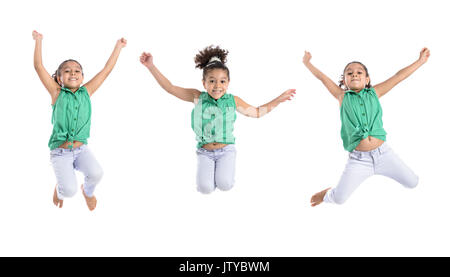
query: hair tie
[{"left": 206, "top": 56, "right": 222, "bottom": 66}]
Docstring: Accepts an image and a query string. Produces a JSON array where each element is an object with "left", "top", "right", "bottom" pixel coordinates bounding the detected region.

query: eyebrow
[{"left": 207, "top": 77, "right": 228, "bottom": 80}]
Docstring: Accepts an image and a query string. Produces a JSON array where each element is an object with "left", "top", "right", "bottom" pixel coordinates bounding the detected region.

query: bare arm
[
  {"left": 374, "top": 48, "right": 430, "bottom": 98},
  {"left": 140, "top": 52, "right": 200, "bottom": 102},
  {"left": 84, "top": 38, "right": 127, "bottom": 96},
  {"left": 234, "top": 89, "right": 296, "bottom": 118},
  {"left": 303, "top": 51, "right": 344, "bottom": 101},
  {"left": 32, "top": 30, "right": 60, "bottom": 102}
]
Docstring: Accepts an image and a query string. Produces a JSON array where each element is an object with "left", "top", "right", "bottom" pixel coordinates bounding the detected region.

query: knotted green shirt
[
  {"left": 340, "top": 87, "right": 386, "bottom": 152},
  {"left": 191, "top": 92, "right": 237, "bottom": 149},
  {"left": 48, "top": 86, "right": 91, "bottom": 150}
]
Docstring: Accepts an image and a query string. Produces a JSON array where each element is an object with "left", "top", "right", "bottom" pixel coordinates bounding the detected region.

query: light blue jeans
[
  {"left": 324, "top": 143, "right": 418, "bottom": 204},
  {"left": 196, "top": 144, "right": 236, "bottom": 194},
  {"left": 50, "top": 145, "right": 103, "bottom": 200}
]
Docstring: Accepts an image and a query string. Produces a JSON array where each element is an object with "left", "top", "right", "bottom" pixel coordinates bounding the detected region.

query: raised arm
[
  {"left": 303, "top": 51, "right": 344, "bottom": 101},
  {"left": 140, "top": 52, "right": 201, "bottom": 103},
  {"left": 32, "top": 30, "right": 60, "bottom": 101},
  {"left": 234, "top": 89, "right": 296, "bottom": 118},
  {"left": 373, "top": 48, "right": 430, "bottom": 98},
  {"left": 84, "top": 38, "right": 127, "bottom": 96}
]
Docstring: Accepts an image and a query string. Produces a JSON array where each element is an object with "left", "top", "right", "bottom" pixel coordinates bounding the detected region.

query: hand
[
  {"left": 277, "top": 89, "right": 296, "bottom": 103},
  {"left": 116, "top": 38, "right": 127, "bottom": 48},
  {"left": 32, "top": 30, "right": 43, "bottom": 41},
  {"left": 140, "top": 52, "right": 154, "bottom": 68},
  {"left": 303, "top": 51, "right": 312, "bottom": 64},
  {"left": 418, "top": 47, "right": 430, "bottom": 64}
]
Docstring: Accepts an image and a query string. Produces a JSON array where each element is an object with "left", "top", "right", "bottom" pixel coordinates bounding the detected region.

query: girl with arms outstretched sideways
[
  {"left": 303, "top": 48, "right": 430, "bottom": 206},
  {"left": 140, "top": 46, "right": 295, "bottom": 194},
  {"left": 33, "top": 30, "right": 126, "bottom": 210}
]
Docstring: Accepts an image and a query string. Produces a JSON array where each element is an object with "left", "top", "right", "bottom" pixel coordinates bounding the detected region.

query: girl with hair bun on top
[
  {"left": 303, "top": 48, "right": 430, "bottom": 206},
  {"left": 140, "top": 45, "right": 296, "bottom": 194},
  {"left": 33, "top": 30, "right": 126, "bottom": 210}
]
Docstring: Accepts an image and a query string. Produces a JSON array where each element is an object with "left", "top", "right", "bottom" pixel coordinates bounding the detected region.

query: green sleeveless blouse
[
  {"left": 340, "top": 87, "right": 386, "bottom": 152},
  {"left": 191, "top": 91, "right": 237, "bottom": 149},
  {"left": 48, "top": 86, "right": 91, "bottom": 150}
]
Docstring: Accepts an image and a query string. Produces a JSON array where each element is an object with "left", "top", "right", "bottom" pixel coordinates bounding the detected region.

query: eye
[
  {"left": 220, "top": 80, "right": 226, "bottom": 84},
  {"left": 209, "top": 80, "right": 214, "bottom": 83},
  {"left": 347, "top": 72, "right": 352, "bottom": 75}
]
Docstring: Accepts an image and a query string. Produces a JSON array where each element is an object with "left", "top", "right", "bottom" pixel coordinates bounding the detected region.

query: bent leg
[
  {"left": 50, "top": 149, "right": 78, "bottom": 199},
  {"left": 375, "top": 145, "right": 419, "bottom": 189},
  {"left": 196, "top": 149, "right": 216, "bottom": 194},
  {"left": 215, "top": 145, "right": 236, "bottom": 192},
  {"left": 74, "top": 146, "right": 104, "bottom": 198},
  {"left": 323, "top": 152, "right": 374, "bottom": 205}
]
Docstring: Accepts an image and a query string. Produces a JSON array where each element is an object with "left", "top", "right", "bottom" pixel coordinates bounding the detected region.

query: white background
[{"left": 0, "top": 0, "right": 449, "bottom": 257}]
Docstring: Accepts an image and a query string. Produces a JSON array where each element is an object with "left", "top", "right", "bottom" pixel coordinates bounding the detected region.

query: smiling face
[
  {"left": 202, "top": 68, "right": 229, "bottom": 99},
  {"left": 57, "top": 61, "right": 84, "bottom": 91},
  {"left": 343, "top": 63, "right": 370, "bottom": 92}
]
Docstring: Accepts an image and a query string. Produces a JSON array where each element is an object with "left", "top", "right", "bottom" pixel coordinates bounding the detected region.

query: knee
[
  {"left": 197, "top": 180, "right": 215, "bottom": 194},
  {"left": 59, "top": 182, "right": 77, "bottom": 198},
  {"left": 88, "top": 167, "right": 104, "bottom": 184},
  {"left": 215, "top": 178, "right": 234, "bottom": 192},
  {"left": 405, "top": 175, "right": 419, "bottom": 189}
]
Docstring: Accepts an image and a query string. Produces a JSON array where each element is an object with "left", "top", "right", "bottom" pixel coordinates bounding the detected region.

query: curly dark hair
[
  {"left": 338, "top": 61, "right": 372, "bottom": 89},
  {"left": 194, "top": 45, "right": 230, "bottom": 80},
  {"left": 52, "top": 59, "right": 84, "bottom": 86}
]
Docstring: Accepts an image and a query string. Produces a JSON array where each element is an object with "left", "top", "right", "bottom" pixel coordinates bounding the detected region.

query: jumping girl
[
  {"left": 140, "top": 46, "right": 296, "bottom": 194},
  {"left": 33, "top": 30, "right": 126, "bottom": 210},
  {"left": 303, "top": 48, "right": 430, "bottom": 206}
]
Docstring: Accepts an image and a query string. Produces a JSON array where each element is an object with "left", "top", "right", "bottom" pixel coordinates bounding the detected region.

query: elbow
[{"left": 34, "top": 63, "right": 43, "bottom": 70}]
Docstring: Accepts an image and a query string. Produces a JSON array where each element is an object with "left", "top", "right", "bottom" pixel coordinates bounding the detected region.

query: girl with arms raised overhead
[
  {"left": 33, "top": 30, "right": 126, "bottom": 210},
  {"left": 303, "top": 48, "right": 430, "bottom": 206}
]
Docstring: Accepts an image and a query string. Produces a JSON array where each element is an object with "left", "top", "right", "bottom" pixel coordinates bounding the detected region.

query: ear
[
  {"left": 202, "top": 79, "right": 206, "bottom": 89},
  {"left": 57, "top": 75, "right": 62, "bottom": 86}
]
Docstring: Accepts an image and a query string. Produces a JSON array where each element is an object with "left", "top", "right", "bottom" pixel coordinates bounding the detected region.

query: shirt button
[
  {"left": 74, "top": 118, "right": 76, "bottom": 120},
  {"left": 362, "top": 113, "right": 366, "bottom": 116},
  {"left": 360, "top": 103, "right": 363, "bottom": 106}
]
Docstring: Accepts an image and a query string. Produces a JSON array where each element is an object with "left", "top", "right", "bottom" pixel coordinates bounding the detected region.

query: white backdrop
[{"left": 1, "top": 0, "right": 449, "bottom": 257}]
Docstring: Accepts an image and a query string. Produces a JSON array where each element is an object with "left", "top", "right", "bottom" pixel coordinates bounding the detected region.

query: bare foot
[
  {"left": 311, "top": 187, "right": 331, "bottom": 207},
  {"left": 53, "top": 186, "right": 63, "bottom": 208},
  {"left": 81, "top": 185, "right": 97, "bottom": 211}
]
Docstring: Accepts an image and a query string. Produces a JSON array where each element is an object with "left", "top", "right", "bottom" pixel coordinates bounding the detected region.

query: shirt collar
[
  {"left": 345, "top": 87, "right": 372, "bottom": 95},
  {"left": 61, "top": 86, "right": 84, "bottom": 94},
  {"left": 202, "top": 91, "right": 230, "bottom": 103}
]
